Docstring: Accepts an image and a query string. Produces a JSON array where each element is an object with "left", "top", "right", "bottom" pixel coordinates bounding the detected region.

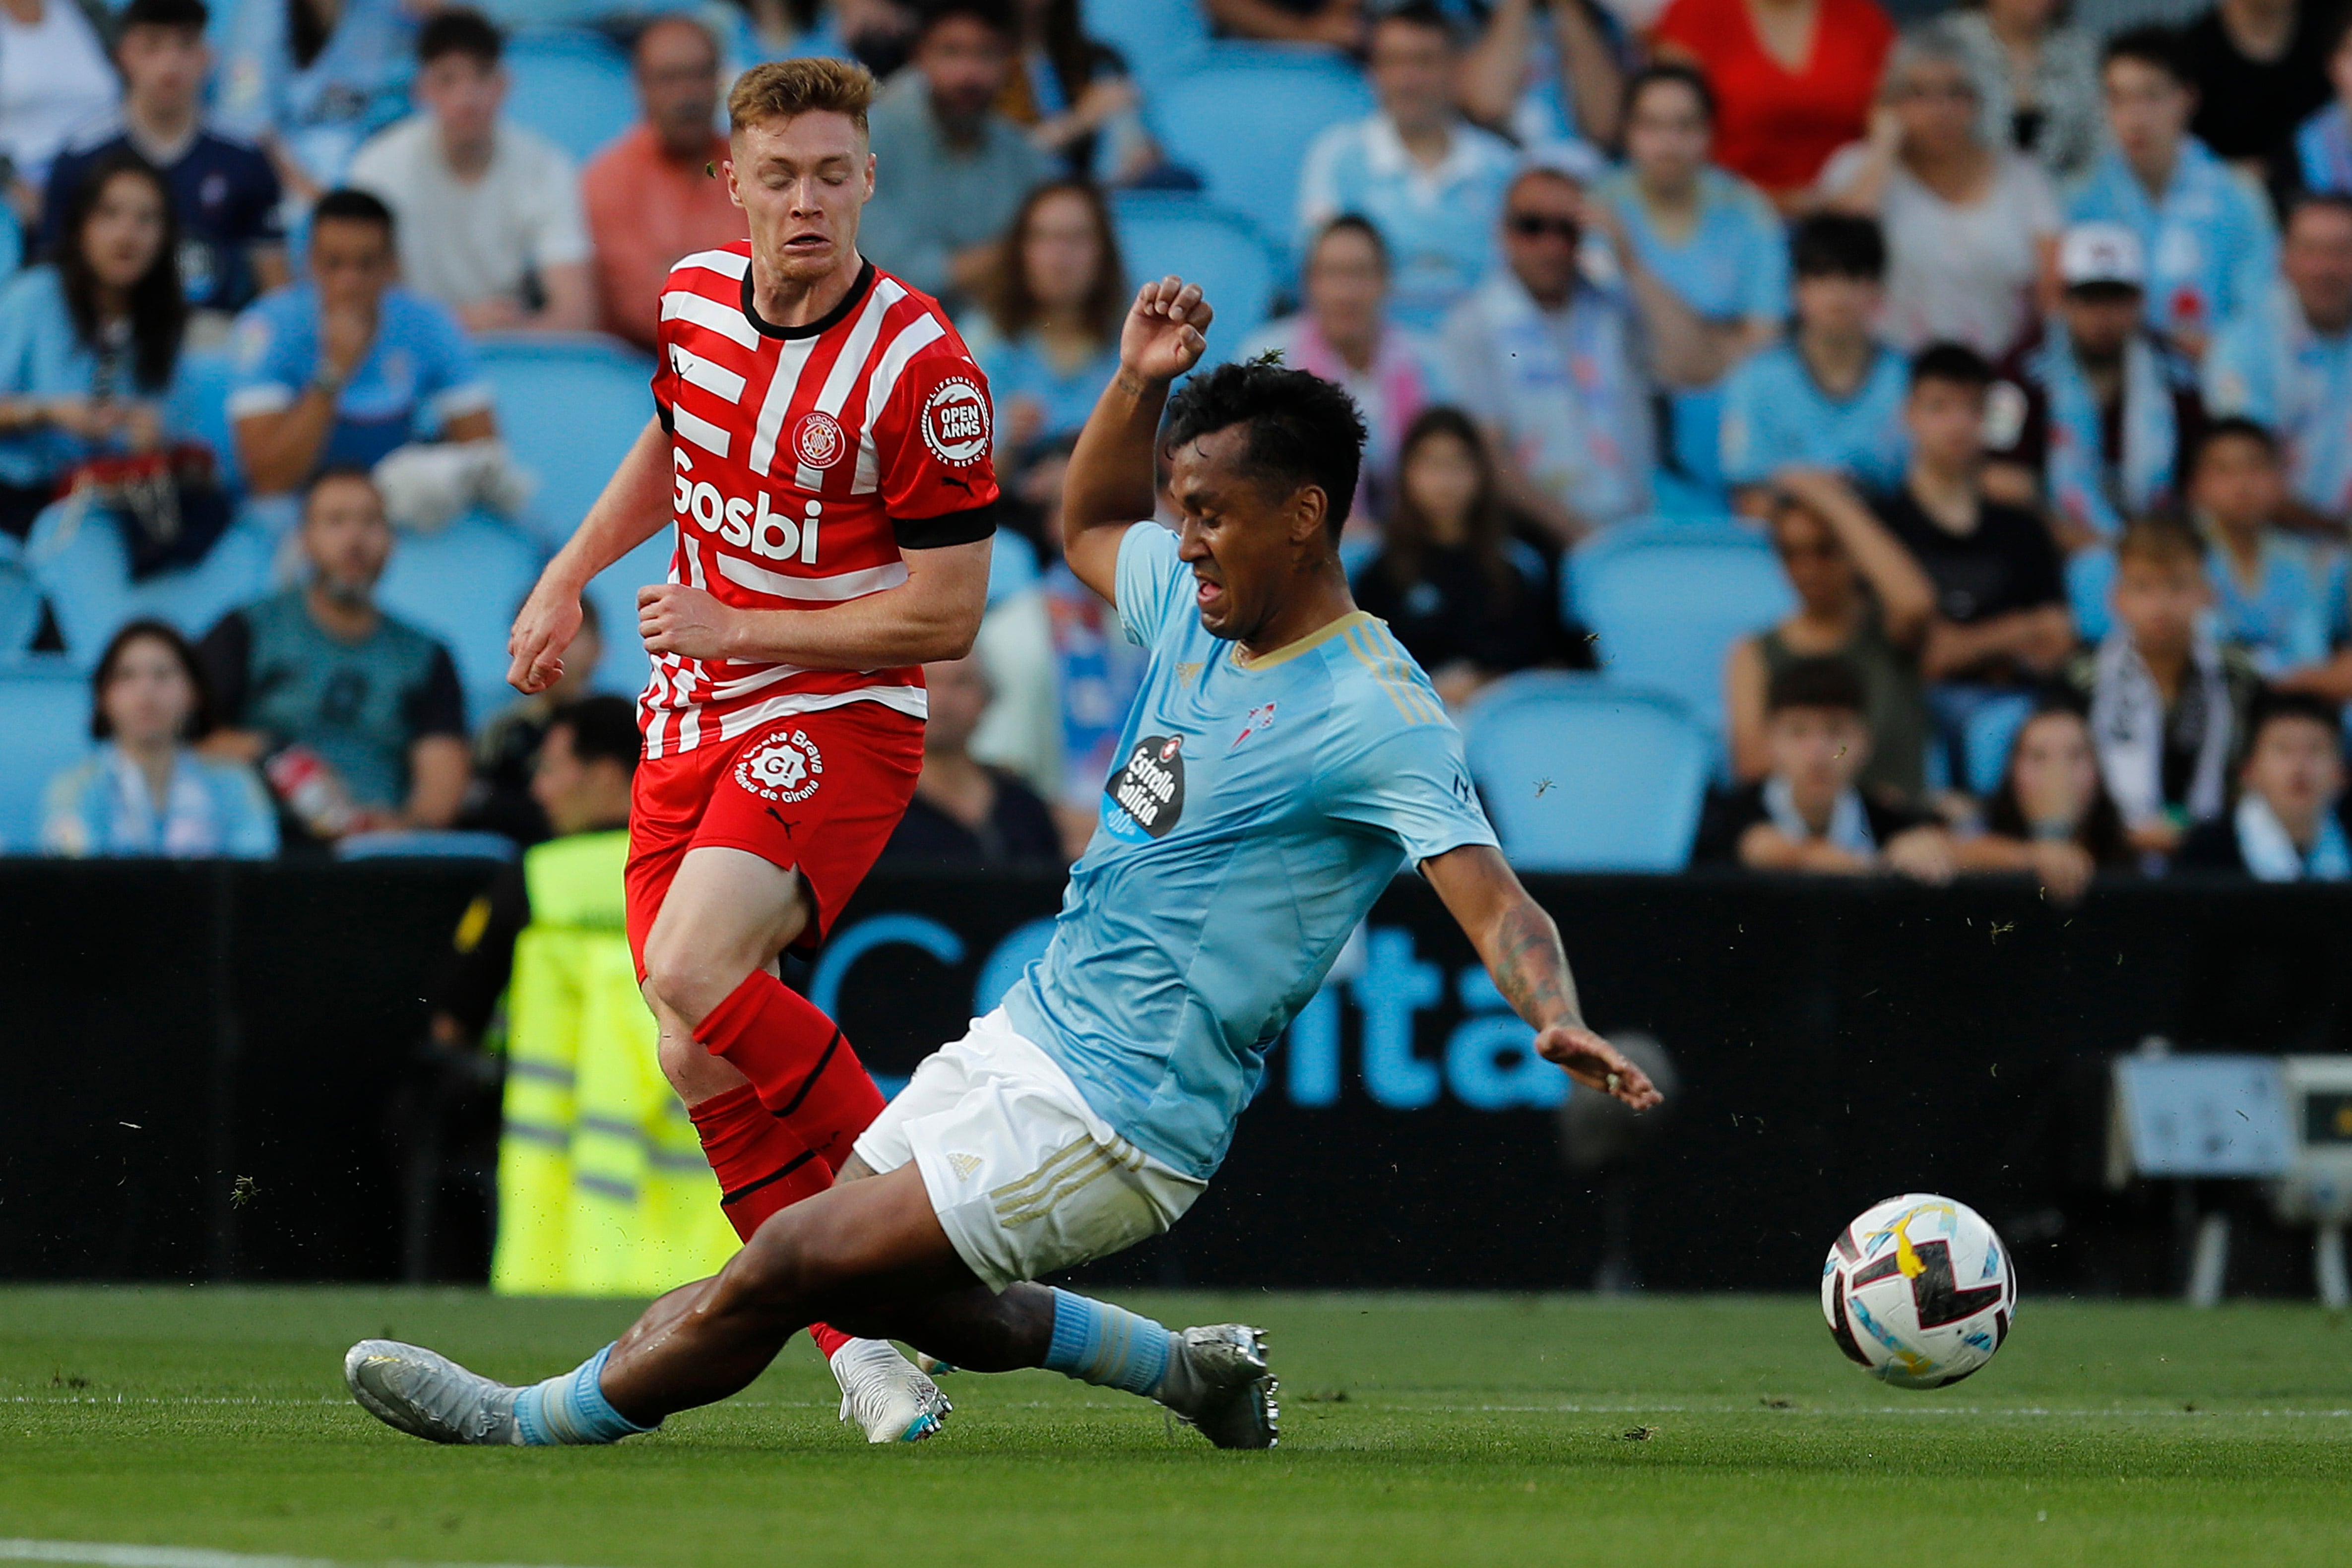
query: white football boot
[
  {"left": 829, "top": 1336, "right": 952, "bottom": 1443},
  {"left": 1156, "top": 1324, "right": 1279, "bottom": 1449},
  {"left": 344, "top": 1339, "right": 523, "bottom": 1445}
]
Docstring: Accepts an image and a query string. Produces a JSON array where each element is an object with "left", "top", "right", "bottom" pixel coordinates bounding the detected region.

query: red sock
[
  {"left": 697, "top": 971, "right": 887, "bottom": 1173},
  {"left": 688, "top": 1085, "right": 855, "bottom": 1363}
]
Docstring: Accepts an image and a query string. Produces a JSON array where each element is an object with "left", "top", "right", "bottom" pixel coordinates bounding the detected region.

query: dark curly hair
[
  {"left": 58, "top": 151, "right": 185, "bottom": 393},
  {"left": 1161, "top": 359, "right": 1366, "bottom": 540}
]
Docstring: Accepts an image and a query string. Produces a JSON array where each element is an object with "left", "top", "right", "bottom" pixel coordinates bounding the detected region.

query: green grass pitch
[{"left": 4, "top": 1287, "right": 2350, "bottom": 1567}]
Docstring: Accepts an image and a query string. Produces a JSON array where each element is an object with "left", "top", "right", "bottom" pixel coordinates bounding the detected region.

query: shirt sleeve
[
  {"left": 434, "top": 858, "right": 529, "bottom": 1040},
  {"left": 412, "top": 298, "right": 493, "bottom": 426},
  {"left": 875, "top": 346, "right": 1002, "bottom": 542},
  {"left": 1112, "top": 518, "right": 1190, "bottom": 648},
  {"left": 1316, "top": 714, "right": 1499, "bottom": 867},
  {"left": 405, "top": 643, "right": 468, "bottom": 740},
  {"left": 526, "top": 140, "right": 592, "bottom": 268},
  {"left": 1436, "top": 306, "right": 1505, "bottom": 427},
  {"left": 1717, "top": 359, "right": 1771, "bottom": 486},
  {"left": 226, "top": 303, "right": 303, "bottom": 419},
  {"left": 2010, "top": 514, "right": 2067, "bottom": 609},
  {"left": 2201, "top": 314, "right": 2274, "bottom": 421},
  {"left": 1740, "top": 198, "right": 1792, "bottom": 323},
  {"left": 197, "top": 611, "right": 254, "bottom": 726}
]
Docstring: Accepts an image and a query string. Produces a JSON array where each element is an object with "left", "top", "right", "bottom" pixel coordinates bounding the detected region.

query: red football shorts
[{"left": 625, "top": 701, "right": 924, "bottom": 975}]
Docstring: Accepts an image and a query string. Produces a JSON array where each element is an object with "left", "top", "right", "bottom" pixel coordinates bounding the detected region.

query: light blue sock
[
  {"left": 511, "top": 1344, "right": 658, "bottom": 1446},
  {"left": 1041, "top": 1288, "right": 1173, "bottom": 1397}
]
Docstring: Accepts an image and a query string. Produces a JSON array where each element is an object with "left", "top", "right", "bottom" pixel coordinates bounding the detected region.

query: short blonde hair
[{"left": 729, "top": 58, "right": 878, "bottom": 136}]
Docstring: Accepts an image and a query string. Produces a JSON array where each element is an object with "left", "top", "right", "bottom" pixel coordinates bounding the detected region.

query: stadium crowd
[{"left": 4, "top": 0, "right": 2352, "bottom": 890}]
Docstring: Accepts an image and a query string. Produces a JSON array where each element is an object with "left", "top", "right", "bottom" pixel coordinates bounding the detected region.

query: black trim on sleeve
[
  {"left": 891, "top": 498, "right": 1000, "bottom": 550},
  {"left": 654, "top": 398, "right": 674, "bottom": 435}
]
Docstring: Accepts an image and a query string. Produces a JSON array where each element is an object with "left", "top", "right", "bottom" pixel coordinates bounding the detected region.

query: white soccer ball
[{"left": 1821, "top": 1192, "right": 2017, "bottom": 1388}]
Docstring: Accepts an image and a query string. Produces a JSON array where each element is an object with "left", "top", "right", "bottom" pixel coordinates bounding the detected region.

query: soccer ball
[{"left": 1821, "top": 1193, "right": 2017, "bottom": 1388}]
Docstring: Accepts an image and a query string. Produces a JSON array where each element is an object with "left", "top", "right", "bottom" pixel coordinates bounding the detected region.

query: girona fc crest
[
  {"left": 734, "top": 729, "right": 824, "bottom": 803},
  {"left": 791, "top": 409, "right": 846, "bottom": 470},
  {"left": 920, "top": 377, "right": 991, "bottom": 466}
]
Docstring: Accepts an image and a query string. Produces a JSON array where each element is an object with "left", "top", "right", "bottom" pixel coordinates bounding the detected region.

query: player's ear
[
  {"left": 1288, "top": 484, "right": 1328, "bottom": 548},
  {"left": 723, "top": 157, "right": 745, "bottom": 212},
  {"left": 862, "top": 151, "right": 876, "bottom": 202}
]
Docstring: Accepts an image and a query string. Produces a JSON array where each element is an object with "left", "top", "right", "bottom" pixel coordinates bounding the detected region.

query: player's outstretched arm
[
  {"left": 1423, "top": 844, "right": 1663, "bottom": 1111},
  {"left": 506, "top": 415, "right": 677, "bottom": 694},
  {"left": 1061, "top": 276, "right": 1214, "bottom": 604},
  {"left": 639, "top": 536, "right": 992, "bottom": 670}
]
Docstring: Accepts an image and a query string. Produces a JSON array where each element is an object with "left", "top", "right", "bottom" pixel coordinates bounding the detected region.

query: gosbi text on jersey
[{"left": 643, "top": 243, "right": 1000, "bottom": 757}]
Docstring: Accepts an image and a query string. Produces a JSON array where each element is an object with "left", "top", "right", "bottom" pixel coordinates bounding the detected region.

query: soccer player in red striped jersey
[{"left": 502, "top": 57, "right": 995, "bottom": 1443}]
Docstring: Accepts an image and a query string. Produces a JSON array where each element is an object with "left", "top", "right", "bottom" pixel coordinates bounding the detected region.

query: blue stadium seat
[
  {"left": 1109, "top": 192, "right": 1280, "bottom": 355},
  {"left": 0, "top": 536, "right": 46, "bottom": 660},
  {"left": 583, "top": 529, "right": 669, "bottom": 699},
  {"left": 1081, "top": 0, "right": 1207, "bottom": 93},
  {"left": 1463, "top": 673, "right": 1710, "bottom": 872},
  {"left": 502, "top": 30, "right": 637, "bottom": 163},
  {"left": 476, "top": 332, "right": 658, "bottom": 550},
  {"left": 168, "top": 346, "right": 243, "bottom": 494},
  {"left": 0, "top": 658, "right": 91, "bottom": 851},
  {"left": 1964, "top": 691, "right": 2040, "bottom": 798},
  {"left": 1568, "top": 519, "right": 1795, "bottom": 743},
  {"left": 337, "top": 829, "right": 518, "bottom": 860},
  {"left": 376, "top": 512, "right": 548, "bottom": 730},
  {"left": 26, "top": 503, "right": 275, "bottom": 663},
  {"left": 2068, "top": 545, "right": 2114, "bottom": 644},
  {"left": 1147, "top": 45, "right": 1375, "bottom": 259}
]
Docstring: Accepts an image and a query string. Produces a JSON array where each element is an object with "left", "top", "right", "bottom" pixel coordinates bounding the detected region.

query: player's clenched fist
[
  {"left": 639, "top": 582, "right": 740, "bottom": 662},
  {"left": 1119, "top": 275, "right": 1213, "bottom": 387},
  {"left": 506, "top": 578, "right": 584, "bottom": 695}
]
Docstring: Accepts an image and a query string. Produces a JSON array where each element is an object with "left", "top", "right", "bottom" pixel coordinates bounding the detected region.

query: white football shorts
[{"left": 852, "top": 1007, "right": 1205, "bottom": 1293}]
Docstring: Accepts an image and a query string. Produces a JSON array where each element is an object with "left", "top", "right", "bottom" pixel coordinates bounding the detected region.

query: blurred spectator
[
  {"left": 1652, "top": 0, "right": 1895, "bottom": 209},
  {"left": 197, "top": 467, "right": 469, "bottom": 841},
  {"left": 1001, "top": 0, "right": 1153, "bottom": 185},
  {"left": 1593, "top": 65, "right": 1785, "bottom": 490},
  {"left": 1242, "top": 215, "right": 1439, "bottom": 523},
  {"left": 860, "top": 0, "right": 1051, "bottom": 312},
  {"left": 1459, "top": 0, "right": 1627, "bottom": 149},
  {"left": 1692, "top": 654, "right": 1956, "bottom": 880},
  {"left": 964, "top": 179, "right": 1123, "bottom": 463},
  {"left": 464, "top": 594, "right": 605, "bottom": 846},
  {"left": 431, "top": 694, "right": 640, "bottom": 1050},
  {"left": 40, "top": 618, "right": 277, "bottom": 858},
  {"left": 1878, "top": 343, "right": 2073, "bottom": 784},
  {"left": 1296, "top": 2, "right": 1516, "bottom": 332},
  {"left": 1202, "top": 0, "right": 1362, "bottom": 50},
  {"left": 346, "top": 9, "right": 593, "bottom": 336},
  {"left": 1960, "top": 703, "right": 2133, "bottom": 899},
  {"left": 229, "top": 188, "right": 497, "bottom": 499},
  {"left": 2071, "top": 27, "right": 2278, "bottom": 360},
  {"left": 43, "top": 0, "right": 288, "bottom": 326},
  {"left": 1719, "top": 215, "right": 1909, "bottom": 505},
  {"left": 1984, "top": 223, "right": 2205, "bottom": 546},
  {"left": 2176, "top": 689, "right": 2350, "bottom": 878},
  {"left": 1352, "top": 407, "right": 1588, "bottom": 711},
  {"left": 1817, "top": 28, "right": 2060, "bottom": 359},
  {"left": 0, "top": 0, "right": 121, "bottom": 224},
  {"left": 583, "top": 16, "right": 741, "bottom": 355},
  {"left": 1928, "top": 0, "right": 2102, "bottom": 183},
  {"left": 0, "top": 152, "right": 216, "bottom": 557},
  {"left": 714, "top": 0, "right": 909, "bottom": 71},
  {"left": 1441, "top": 149, "right": 1716, "bottom": 541},
  {"left": 212, "top": 0, "right": 417, "bottom": 199},
  {"left": 2204, "top": 193, "right": 2352, "bottom": 526},
  {"left": 2182, "top": 0, "right": 2332, "bottom": 177},
  {"left": 2288, "top": 12, "right": 2352, "bottom": 194},
  {"left": 2059, "top": 514, "right": 2260, "bottom": 856},
  {"left": 881, "top": 652, "right": 1061, "bottom": 867},
  {"left": 1726, "top": 467, "right": 1935, "bottom": 804},
  {"left": 2183, "top": 418, "right": 2341, "bottom": 674}
]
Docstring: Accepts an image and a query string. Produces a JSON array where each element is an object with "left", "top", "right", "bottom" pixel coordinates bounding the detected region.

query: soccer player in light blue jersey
[{"left": 344, "top": 275, "right": 1662, "bottom": 1455}]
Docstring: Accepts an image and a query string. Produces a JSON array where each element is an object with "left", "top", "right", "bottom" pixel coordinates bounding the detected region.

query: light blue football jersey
[{"left": 1001, "top": 523, "right": 1499, "bottom": 1180}]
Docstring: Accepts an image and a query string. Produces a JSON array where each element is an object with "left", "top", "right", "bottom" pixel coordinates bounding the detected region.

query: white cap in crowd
[{"left": 2058, "top": 222, "right": 2147, "bottom": 290}]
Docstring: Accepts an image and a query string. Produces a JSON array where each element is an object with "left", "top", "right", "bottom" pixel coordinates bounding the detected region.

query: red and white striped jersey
[{"left": 640, "top": 243, "right": 999, "bottom": 757}]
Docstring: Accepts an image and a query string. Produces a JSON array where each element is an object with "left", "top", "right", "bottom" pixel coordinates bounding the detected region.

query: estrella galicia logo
[{"left": 1102, "top": 733, "right": 1186, "bottom": 842}]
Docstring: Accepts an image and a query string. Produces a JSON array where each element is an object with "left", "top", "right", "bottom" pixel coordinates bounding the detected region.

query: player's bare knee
[{"left": 640, "top": 928, "right": 743, "bottom": 1028}]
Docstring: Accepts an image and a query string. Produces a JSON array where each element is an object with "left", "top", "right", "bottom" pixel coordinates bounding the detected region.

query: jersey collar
[
  {"left": 741, "top": 257, "right": 877, "bottom": 340},
  {"left": 1233, "top": 610, "right": 1376, "bottom": 672}
]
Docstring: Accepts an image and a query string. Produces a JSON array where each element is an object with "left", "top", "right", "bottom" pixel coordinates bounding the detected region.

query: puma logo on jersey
[{"left": 673, "top": 448, "right": 821, "bottom": 564}]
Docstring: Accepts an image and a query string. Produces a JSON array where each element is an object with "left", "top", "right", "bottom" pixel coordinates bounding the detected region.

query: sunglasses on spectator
[{"left": 1506, "top": 213, "right": 1580, "bottom": 241}]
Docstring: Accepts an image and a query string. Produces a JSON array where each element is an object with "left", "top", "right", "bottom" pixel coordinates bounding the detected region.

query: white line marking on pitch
[{"left": 0, "top": 1541, "right": 611, "bottom": 1568}]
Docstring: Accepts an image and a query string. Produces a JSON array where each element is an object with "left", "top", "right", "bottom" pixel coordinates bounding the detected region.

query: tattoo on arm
[{"left": 1489, "top": 898, "right": 1581, "bottom": 1030}]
